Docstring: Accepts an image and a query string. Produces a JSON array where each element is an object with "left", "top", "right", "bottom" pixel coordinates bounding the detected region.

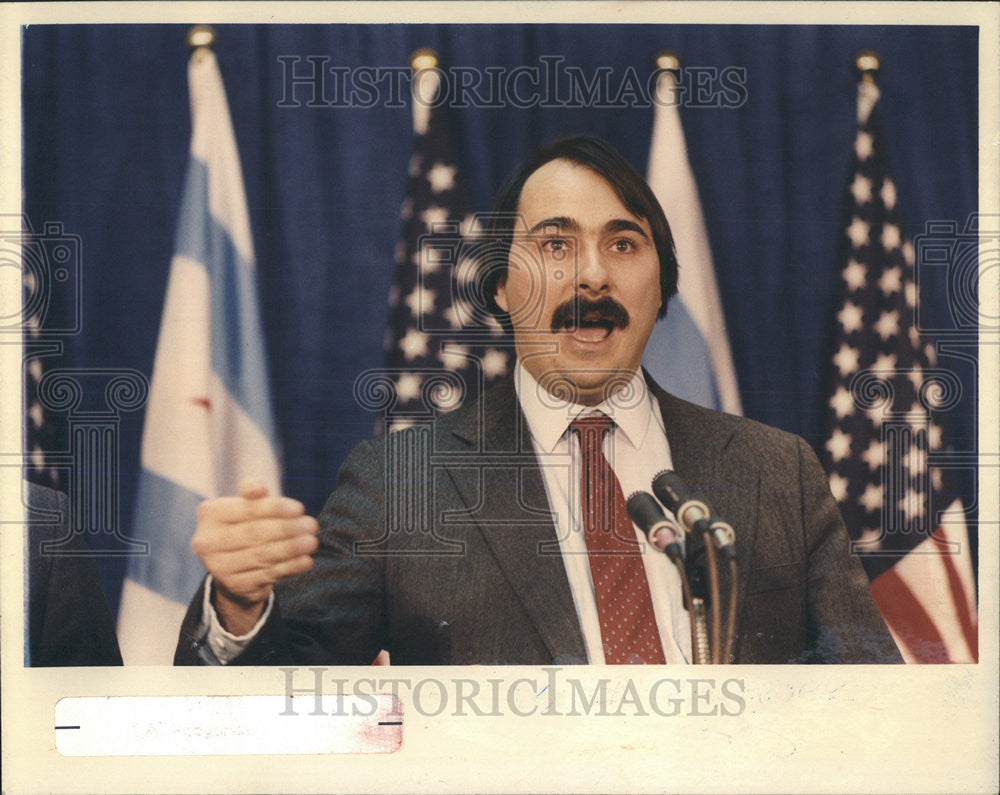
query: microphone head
[
  {"left": 709, "top": 519, "right": 737, "bottom": 558},
  {"left": 652, "top": 470, "right": 712, "bottom": 534},
  {"left": 626, "top": 490, "right": 684, "bottom": 561},
  {"left": 651, "top": 469, "right": 688, "bottom": 513},
  {"left": 626, "top": 490, "right": 666, "bottom": 531}
]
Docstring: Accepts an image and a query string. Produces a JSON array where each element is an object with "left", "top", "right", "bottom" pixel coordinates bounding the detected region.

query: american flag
[
  {"left": 22, "top": 220, "right": 62, "bottom": 491},
  {"left": 382, "top": 67, "right": 510, "bottom": 431},
  {"left": 821, "top": 75, "right": 977, "bottom": 662}
]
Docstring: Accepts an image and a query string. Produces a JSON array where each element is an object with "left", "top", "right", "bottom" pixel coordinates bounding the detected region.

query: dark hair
[{"left": 480, "top": 134, "right": 679, "bottom": 332}]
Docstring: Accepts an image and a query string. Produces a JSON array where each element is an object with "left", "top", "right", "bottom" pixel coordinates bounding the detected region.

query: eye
[
  {"left": 542, "top": 237, "right": 568, "bottom": 253},
  {"left": 610, "top": 237, "right": 637, "bottom": 253}
]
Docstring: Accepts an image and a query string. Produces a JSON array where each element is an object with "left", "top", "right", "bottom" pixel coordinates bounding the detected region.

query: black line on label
[
  {"left": 55, "top": 725, "right": 81, "bottom": 730},
  {"left": 378, "top": 721, "right": 403, "bottom": 726}
]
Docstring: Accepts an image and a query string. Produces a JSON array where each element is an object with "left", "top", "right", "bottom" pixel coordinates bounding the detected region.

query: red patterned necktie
[{"left": 571, "top": 414, "right": 666, "bottom": 664}]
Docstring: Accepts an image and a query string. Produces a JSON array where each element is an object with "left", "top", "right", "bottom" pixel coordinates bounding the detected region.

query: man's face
[{"left": 494, "top": 158, "right": 662, "bottom": 406}]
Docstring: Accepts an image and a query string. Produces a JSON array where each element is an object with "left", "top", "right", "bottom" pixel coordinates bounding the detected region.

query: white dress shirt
[
  {"left": 200, "top": 364, "right": 692, "bottom": 664},
  {"left": 513, "top": 363, "right": 691, "bottom": 664}
]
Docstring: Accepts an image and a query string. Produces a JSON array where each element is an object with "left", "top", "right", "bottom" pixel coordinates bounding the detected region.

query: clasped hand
[{"left": 190, "top": 479, "right": 319, "bottom": 635}]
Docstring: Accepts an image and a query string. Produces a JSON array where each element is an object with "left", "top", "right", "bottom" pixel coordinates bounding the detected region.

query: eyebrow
[
  {"left": 527, "top": 216, "right": 650, "bottom": 242},
  {"left": 605, "top": 218, "right": 650, "bottom": 240},
  {"left": 528, "top": 216, "right": 578, "bottom": 234}
]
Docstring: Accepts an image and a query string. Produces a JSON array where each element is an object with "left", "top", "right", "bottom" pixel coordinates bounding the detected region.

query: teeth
[{"left": 566, "top": 324, "right": 611, "bottom": 343}]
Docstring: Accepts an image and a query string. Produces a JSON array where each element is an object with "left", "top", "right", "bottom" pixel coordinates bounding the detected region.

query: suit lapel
[
  {"left": 444, "top": 377, "right": 587, "bottom": 663},
  {"left": 440, "top": 373, "right": 761, "bottom": 664},
  {"left": 647, "top": 376, "right": 760, "bottom": 655}
]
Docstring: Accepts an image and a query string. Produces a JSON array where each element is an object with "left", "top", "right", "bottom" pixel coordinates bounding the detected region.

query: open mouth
[
  {"left": 562, "top": 310, "right": 616, "bottom": 342},
  {"left": 551, "top": 297, "right": 630, "bottom": 343}
]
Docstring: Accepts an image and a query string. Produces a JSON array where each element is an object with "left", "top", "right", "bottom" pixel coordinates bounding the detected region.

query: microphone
[
  {"left": 652, "top": 470, "right": 736, "bottom": 559},
  {"left": 625, "top": 491, "right": 684, "bottom": 564},
  {"left": 628, "top": 490, "right": 705, "bottom": 612}
]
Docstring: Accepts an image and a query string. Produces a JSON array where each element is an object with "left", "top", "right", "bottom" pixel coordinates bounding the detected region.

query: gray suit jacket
[
  {"left": 176, "top": 374, "right": 901, "bottom": 665},
  {"left": 26, "top": 482, "right": 123, "bottom": 667}
]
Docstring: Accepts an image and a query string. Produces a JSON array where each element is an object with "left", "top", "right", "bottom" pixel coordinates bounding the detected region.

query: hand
[{"left": 191, "top": 478, "right": 319, "bottom": 635}]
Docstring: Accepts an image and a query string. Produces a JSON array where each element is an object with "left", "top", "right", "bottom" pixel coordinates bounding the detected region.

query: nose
[{"left": 576, "top": 243, "right": 610, "bottom": 295}]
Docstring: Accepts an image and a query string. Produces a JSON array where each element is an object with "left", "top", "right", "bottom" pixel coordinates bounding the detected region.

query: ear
[{"left": 494, "top": 276, "right": 509, "bottom": 314}]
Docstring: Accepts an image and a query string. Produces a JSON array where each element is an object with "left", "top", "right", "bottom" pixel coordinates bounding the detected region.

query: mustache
[{"left": 550, "top": 296, "right": 631, "bottom": 333}]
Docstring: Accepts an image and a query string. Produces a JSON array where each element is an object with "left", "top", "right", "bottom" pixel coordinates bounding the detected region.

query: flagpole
[
  {"left": 410, "top": 47, "right": 439, "bottom": 136},
  {"left": 854, "top": 49, "right": 881, "bottom": 83},
  {"left": 186, "top": 24, "right": 217, "bottom": 51},
  {"left": 654, "top": 49, "right": 680, "bottom": 72},
  {"left": 653, "top": 50, "right": 681, "bottom": 107},
  {"left": 410, "top": 47, "right": 438, "bottom": 69}
]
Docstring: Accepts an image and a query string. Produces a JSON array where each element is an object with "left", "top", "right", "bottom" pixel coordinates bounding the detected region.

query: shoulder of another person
[
  {"left": 24, "top": 481, "right": 65, "bottom": 520},
  {"left": 24, "top": 482, "right": 77, "bottom": 548}
]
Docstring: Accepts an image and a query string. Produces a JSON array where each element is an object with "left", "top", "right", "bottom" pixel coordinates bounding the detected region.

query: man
[
  {"left": 175, "top": 135, "right": 901, "bottom": 665},
  {"left": 25, "top": 481, "right": 123, "bottom": 666}
]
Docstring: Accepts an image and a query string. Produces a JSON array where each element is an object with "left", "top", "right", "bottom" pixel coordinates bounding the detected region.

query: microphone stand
[
  {"left": 689, "top": 538, "right": 740, "bottom": 665},
  {"left": 626, "top": 488, "right": 739, "bottom": 664},
  {"left": 689, "top": 598, "right": 712, "bottom": 665},
  {"left": 698, "top": 530, "right": 740, "bottom": 665},
  {"left": 724, "top": 557, "right": 739, "bottom": 663},
  {"left": 704, "top": 536, "right": 722, "bottom": 664},
  {"left": 709, "top": 519, "right": 740, "bottom": 663},
  {"left": 683, "top": 528, "right": 713, "bottom": 665}
]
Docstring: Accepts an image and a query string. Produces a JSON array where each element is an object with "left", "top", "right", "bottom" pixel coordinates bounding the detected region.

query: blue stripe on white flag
[
  {"left": 127, "top": 473, "right": 205, "bottom": 604},
  {"left": 173, "top": 157, "right": 276, "bottom": 440}
]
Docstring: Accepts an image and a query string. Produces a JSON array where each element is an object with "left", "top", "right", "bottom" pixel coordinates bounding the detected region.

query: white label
[{"left": 55, "top": 695, "right": 402, "bottom": 756}]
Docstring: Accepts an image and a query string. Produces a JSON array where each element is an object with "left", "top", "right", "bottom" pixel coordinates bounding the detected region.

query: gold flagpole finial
[
  {"left": 854, "top": 49, "right": 881, "bottom": 83},
  {"left": 186, "top": 25, "right": 217, "bottom": 51},
  {"left": 410, "top": 48, "right": 439, "bottom": 72},
  {"left": 654, "top": 50, "right": 680, "bottom": 71}
]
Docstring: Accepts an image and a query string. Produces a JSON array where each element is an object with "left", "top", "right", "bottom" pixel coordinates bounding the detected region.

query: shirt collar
[{"left": 513, "top": 361, "right": 660, "bottom": 453}]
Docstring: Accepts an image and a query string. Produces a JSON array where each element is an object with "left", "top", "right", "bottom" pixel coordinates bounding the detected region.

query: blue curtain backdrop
[{"left": 21, "top": 24, "right": 979, "bottom": 614}]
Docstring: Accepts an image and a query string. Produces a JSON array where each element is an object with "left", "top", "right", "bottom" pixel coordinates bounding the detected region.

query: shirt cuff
[{"left": 198, "top": 574, "right": 275, "bottom": 664}]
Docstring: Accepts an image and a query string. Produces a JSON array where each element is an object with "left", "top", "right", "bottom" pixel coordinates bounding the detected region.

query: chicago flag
[{"left": 118, "top": 45, "right": 281, "bottom": 664}]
